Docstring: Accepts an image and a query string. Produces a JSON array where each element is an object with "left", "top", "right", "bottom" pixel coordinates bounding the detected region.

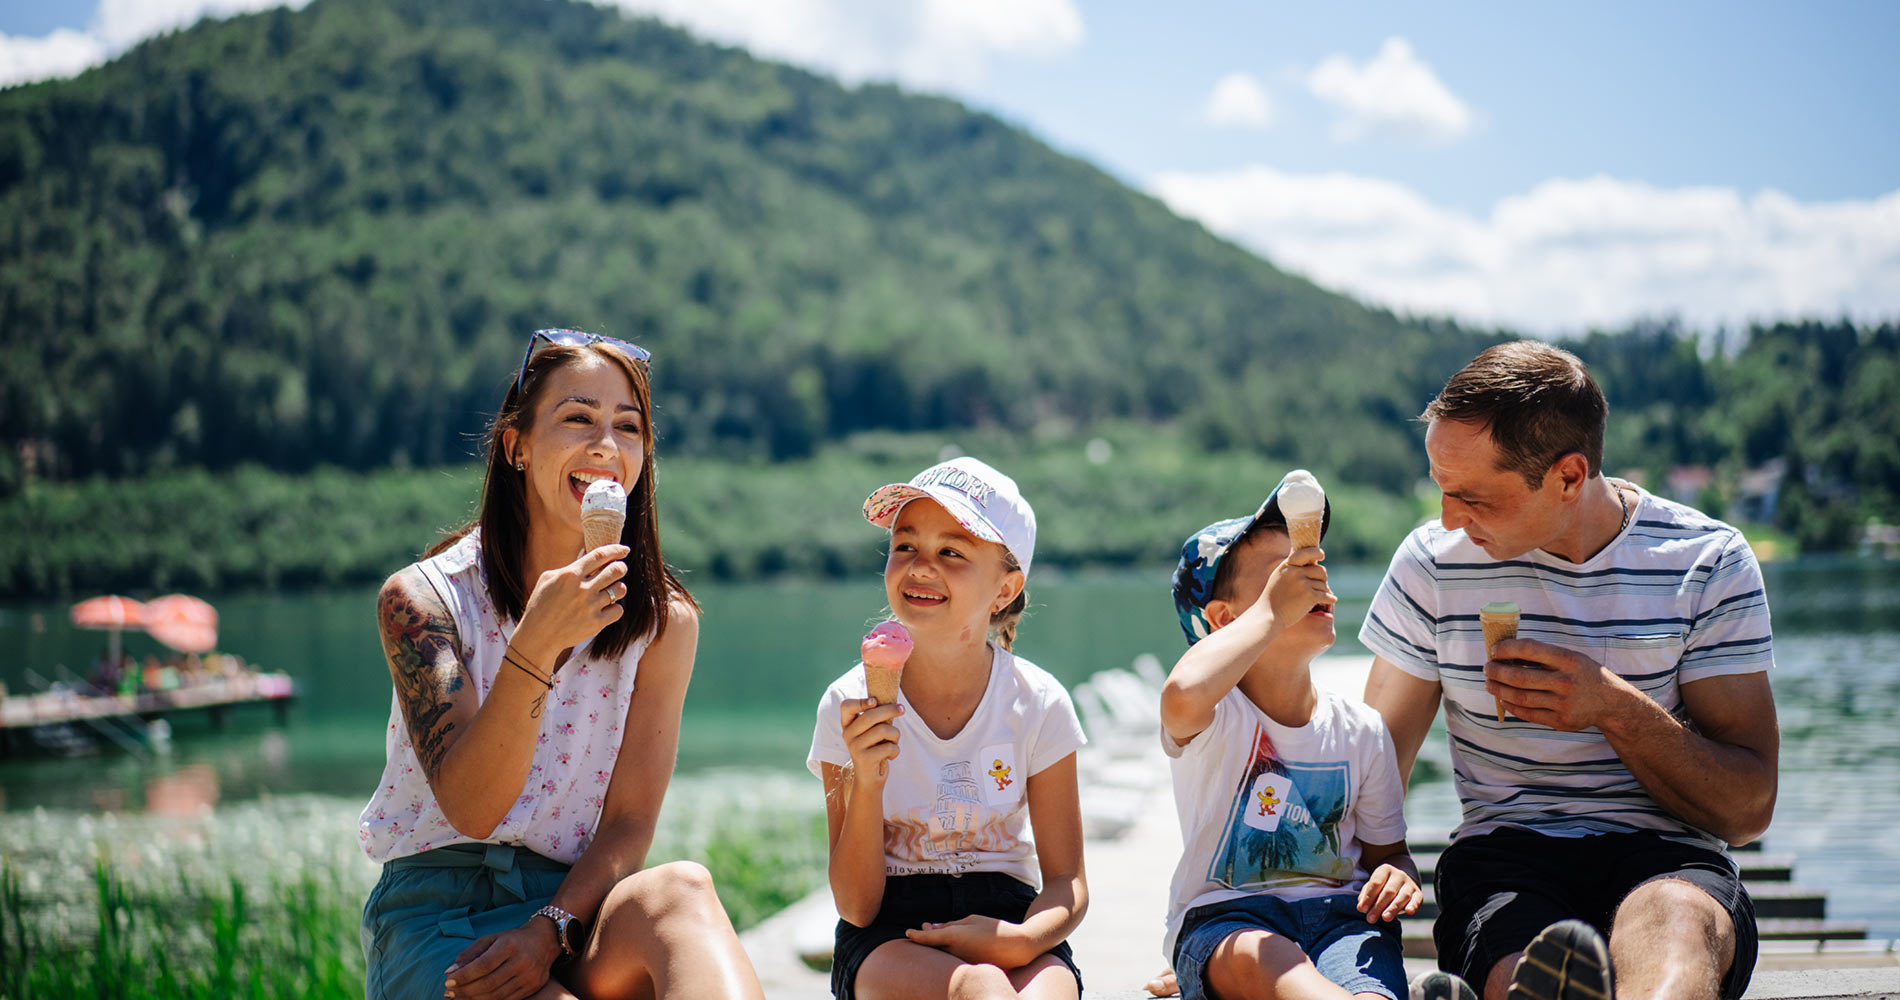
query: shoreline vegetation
[
  {"left": 2, "top": 425, "right": 1432, "bottom": 600},
  {"left": 4, "top": 420, "right": 1868, "bottom": 603},
  {"left": 0, "top": 775, "right": 827, "bottom": 999}
]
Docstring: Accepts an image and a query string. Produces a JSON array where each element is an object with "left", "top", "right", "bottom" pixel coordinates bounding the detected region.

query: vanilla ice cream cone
[
  {"left": 1276, "top": 470, "right": 1326, "bottom": 549},
  {"left": 581, "top": 479, "right": 627, "bottom": 552}
]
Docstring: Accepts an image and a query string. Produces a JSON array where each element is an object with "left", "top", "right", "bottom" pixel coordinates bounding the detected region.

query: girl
[
  {"left": 808, "top": 457, "right": 1090, "bottom": 1000},
  {"left": 358, "top": 329, "right": 764, "bottom": 1000}
]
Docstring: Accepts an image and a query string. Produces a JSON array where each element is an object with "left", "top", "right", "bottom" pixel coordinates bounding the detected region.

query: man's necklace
[{"left": 1615, "top": 484, "right": 1632, "bottom": 535}]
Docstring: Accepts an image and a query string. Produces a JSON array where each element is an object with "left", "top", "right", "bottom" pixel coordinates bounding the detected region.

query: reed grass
[{"left": 0, "top": 773, "right": 827, "bottom": 998}]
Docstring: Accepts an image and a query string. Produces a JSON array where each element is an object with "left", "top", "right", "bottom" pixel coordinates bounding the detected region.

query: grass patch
[{"left": 0, "top": 774, "right": 826, "bottom": 998}]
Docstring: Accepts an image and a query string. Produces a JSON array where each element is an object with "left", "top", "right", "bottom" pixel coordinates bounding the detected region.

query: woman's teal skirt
[{"left": 361, "top": 843, "right": 572, "bottom": 1000}]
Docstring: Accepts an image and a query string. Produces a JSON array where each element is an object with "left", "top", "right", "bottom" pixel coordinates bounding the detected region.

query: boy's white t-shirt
[
  {"left": 807, "top": 644, "right": 1087, "bottom": 889},
  {"left": 1160, "top": 685, "right": 1407, "bottom": 958}
]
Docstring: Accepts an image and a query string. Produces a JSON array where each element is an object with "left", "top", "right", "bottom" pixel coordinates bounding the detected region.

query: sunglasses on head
[{"left": 514, "top": 328, "right": 652, "bottom": 394}]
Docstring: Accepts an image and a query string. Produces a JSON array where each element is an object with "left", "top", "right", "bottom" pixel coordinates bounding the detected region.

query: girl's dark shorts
[
  {"left": 831, "top": 872, "right": 1082, "bottom": 1000},
  {"left": 1433, "top": 829, "right": 1757, "bottom": 1000}
]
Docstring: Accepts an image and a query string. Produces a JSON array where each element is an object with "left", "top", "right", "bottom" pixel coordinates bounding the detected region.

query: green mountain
[
  {"left": 0, "top": 0, "right": 1491, "bottom": 494},
  {"left": 2, "top": 0, "right": 1895, "bottom": 590}
]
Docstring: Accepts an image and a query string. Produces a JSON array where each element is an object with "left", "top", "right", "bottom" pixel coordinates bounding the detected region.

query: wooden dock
[
  {"left": 0, "top": 673, "right": 296, "bottom": 755},
  {"left": 1403, "top": 837, "right": 1892, "bottom": 973}
]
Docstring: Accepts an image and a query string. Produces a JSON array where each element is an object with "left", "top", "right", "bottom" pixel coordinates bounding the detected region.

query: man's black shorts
[{"left": 1433, "top": 829, "right": 1757, "bottom": 1000}]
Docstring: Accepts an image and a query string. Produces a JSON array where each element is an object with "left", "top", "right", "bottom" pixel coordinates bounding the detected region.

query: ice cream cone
[
  {"left": 582, "top": 509, "right": 624, "bottom": 552},
  {"left": 1286, "top": 512, "right": 1324, "bottom": 550},
  {"left": 1480, "top": 602, "right": 1519, "bottom": 722},
  {"left": 1275, "top": 470, "right": 1326, "bottom": 550},
  {"left": 860, "top": 621, "right": 913, "bottom": 706},
  {"left": 581, "top": 479, "right": 628, "bottom": 553},
  {"left": 864, "top": 663, "right": 902, "bottom": 705}
]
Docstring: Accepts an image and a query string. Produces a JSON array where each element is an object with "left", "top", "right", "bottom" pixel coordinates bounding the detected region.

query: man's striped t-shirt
[{"left": 1359, "top": 483, "right": 1773, "bottom": 847}]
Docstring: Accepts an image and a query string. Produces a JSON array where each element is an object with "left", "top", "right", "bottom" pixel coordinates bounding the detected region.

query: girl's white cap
[{"left": 863, "top": 457, "right": 1037, "bottom": 577}]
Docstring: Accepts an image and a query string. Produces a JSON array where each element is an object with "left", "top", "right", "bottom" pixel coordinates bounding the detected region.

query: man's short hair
[{"left": 1421, "top": 340, "right": 1607, "bottom": 488}]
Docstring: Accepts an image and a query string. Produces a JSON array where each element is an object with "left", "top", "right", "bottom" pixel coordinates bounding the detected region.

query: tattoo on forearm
[{"left": 379, "top": 576, "right": 466, "bottom": 779}]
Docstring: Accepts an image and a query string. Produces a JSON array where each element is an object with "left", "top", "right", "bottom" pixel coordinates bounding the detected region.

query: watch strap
[{"left": 533, "top": 904, "right": 579, "bottom": 960}]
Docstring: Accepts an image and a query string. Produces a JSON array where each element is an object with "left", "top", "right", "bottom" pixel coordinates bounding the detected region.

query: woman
[{"left": 358, "top": 329, "right": 764, "bottom": 1000}]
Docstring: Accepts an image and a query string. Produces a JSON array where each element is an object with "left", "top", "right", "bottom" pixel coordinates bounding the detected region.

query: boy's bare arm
[
  {"left": 1160, "top": 601, "right": 1283, "bottom": 744},
  {"left": 1161, "top": 547, "right": 1332, "bottom": 744},
  {"left": 1355, "top": 838, "right": 1422, "bottom": 924},
  {"left": 1357, "top": 838, "right": 1418, "bottom": 882}
]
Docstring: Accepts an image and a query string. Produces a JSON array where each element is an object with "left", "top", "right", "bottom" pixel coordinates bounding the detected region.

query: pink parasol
[
  {"left": 71, "top": 595, "right": 148, "bottom": 662},
  {"left": 142, "top": 594, "right": 219, "bottom": 654}
]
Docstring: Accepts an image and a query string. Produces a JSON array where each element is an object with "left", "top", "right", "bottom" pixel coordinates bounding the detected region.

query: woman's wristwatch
[{"left": 534, "top": 904, "right": 584, "bottom": 963}]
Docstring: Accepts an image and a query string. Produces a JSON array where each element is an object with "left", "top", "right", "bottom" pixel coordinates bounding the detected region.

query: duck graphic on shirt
[
  {"left": 1209, "top": 724, "right": 1353, "bottom": 889},
  {"left": 988, "top": 759, "right": 1013, "bottom": 791},
  {"left": 1255, "top": 786, "right": 1280, "bottom": 817}
]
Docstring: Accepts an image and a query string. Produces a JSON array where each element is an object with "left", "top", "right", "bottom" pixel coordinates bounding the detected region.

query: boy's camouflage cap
[{"left": 1171, "top": 470, "right": 1332, "bottom": 645}]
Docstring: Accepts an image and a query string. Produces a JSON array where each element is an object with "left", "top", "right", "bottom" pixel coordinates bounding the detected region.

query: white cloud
[
  {"left": 0, "top": 0, "right": 1078, "bottom": 92},
  {"left": 0, "top": 0, "right": 309, "bottom": 86},
  {"left": 92, "top": 0, "right": 307, "bottom": 50},
  {"left": 612, "top": 0, "right": 1083, "bottom": 91},
  {"left": 1306, "top": 37, "right": 1474, "bottom": 145},
  {"left": 0, "top": 29, "right": 106, "bottom": 87},
  {"left": 1202, "top": 72, "right": 1272, "bottom": 129},
  {"left": 1149, "top": 165, "right": 1900, "bottom": 334}
]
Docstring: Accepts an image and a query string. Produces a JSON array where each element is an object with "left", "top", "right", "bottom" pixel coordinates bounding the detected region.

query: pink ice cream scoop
[{"left": 860, "top": 621, "right": 913, "bottom": 705}]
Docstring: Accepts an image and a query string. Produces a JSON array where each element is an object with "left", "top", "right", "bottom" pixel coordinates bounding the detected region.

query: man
[{"left": 1360, "top": 341, "right": 1778, "bottom": 1000}]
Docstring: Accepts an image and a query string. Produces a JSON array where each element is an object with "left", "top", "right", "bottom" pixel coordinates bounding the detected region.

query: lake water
[{"left": 3, "top": 559, "right": 1897, "bottom": 936}]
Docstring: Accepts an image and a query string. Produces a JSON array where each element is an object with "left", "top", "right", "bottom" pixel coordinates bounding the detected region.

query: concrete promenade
[
  {"left": 741, "top": 795, "right": 1900, "bottom": 999},
  {"left": 733, "top": 798, "right": 1892, "bottom": 1000},
  {"left": 739, "top": 658, "right": 1900, "bottom": 1000},
  {"left": 740, "top": 730, "right": 1186, "bottom": 999}
]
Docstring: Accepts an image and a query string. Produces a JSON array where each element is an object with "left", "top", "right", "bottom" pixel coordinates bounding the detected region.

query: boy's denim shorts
[{"left": 1172, "top": 892, "right": 1404, "bottom": 1000}]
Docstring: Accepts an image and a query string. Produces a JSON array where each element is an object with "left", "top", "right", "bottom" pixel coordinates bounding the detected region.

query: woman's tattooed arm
[{"left": 377, "top": 567, "right": 469, "bottom": 781}]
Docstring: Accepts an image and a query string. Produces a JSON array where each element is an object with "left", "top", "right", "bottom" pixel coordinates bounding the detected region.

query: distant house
[
  {"left": 1863, "top": 523, "right": 1900, "bottom": 560},
  {"left": 1732, "top": 458, "right": 1787, "bottom": 524},
  {"left": 1665, "top": 465, "right": 1714, "bottom": 504}
]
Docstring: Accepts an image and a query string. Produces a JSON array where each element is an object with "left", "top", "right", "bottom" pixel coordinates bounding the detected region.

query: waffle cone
[
  {"left": 1480, "top": 612, "right": 1518, "bottom": 722},
  {"left": 1286, "top": 511, "right": 1323, "bottom": 550},
  {"left": 863, "top": 663, "right": 903, "bottom": 706},
  {"left": 582, "top": 510, "right": 625, "bottom": 552},
  {"left": 1479, "top": 614, "right": 1518, "bottom": 657}
]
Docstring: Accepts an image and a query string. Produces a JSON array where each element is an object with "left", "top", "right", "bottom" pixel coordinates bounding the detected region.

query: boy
[{"left": 1158, "top": 471, "right": 1465, "bottom": 1000}]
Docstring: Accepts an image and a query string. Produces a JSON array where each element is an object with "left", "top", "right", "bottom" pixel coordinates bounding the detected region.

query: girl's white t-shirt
[{"left": 807, "top": 644, "right": 1087, "bottom": 889}]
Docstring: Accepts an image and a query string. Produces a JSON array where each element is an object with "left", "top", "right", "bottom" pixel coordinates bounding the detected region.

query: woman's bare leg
[{"left": 562, "top": 860, "right": 764, "bottom": 1000}]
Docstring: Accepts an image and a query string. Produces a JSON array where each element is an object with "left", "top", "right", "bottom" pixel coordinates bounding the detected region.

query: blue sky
[
  {"left": 968, "top": 1, "right": 1900, "bottom": 209},
  {"left": 4, "top": 0, "right": 1897, "bottom": 334}
]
